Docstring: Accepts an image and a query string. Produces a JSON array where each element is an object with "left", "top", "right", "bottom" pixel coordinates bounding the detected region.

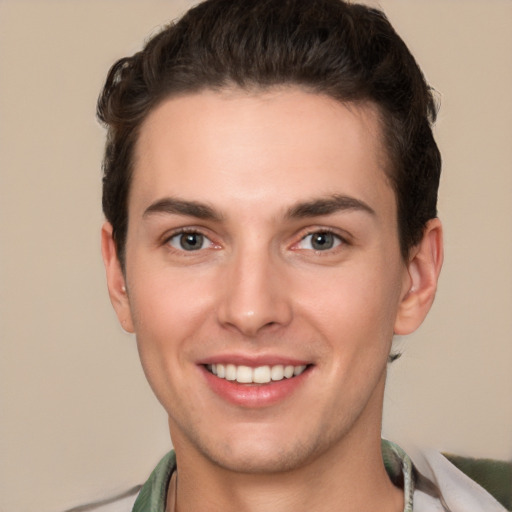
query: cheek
[
  {"left": 128, "top": 262, "right": 213, "bottom": 328},
  {"left": 126, "top": 272, "right": 211, "bottom": 411},
  {"left": 293, "top": 261, "right": 403, "bottom": 351},
  {"left": 125, "top": 266, "right": 215, "bottom": 376}
]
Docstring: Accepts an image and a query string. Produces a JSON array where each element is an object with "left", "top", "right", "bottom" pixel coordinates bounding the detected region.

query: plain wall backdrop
[{"left": 0, "top": 1, "right": 511, "bottom": 511}]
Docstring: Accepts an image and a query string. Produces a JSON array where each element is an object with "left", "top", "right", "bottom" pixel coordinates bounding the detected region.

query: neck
[{"left": 169, "top": 376, "right": 403, "bottom": 512}]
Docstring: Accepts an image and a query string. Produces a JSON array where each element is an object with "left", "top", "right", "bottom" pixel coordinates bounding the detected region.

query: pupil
[
  {"left": 180, "top": 233, "right": 203, "bottom": 250},
  {"left": 312, "top": 232, "right": 333, "bottom": 250}
]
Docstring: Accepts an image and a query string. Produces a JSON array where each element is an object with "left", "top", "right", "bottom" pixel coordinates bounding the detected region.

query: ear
[
  {"left": 394, "top": 218, "right": 443, "bottom": 335},
  {"left": 101, "top": 222, "right": 135, "bottom": 333}
]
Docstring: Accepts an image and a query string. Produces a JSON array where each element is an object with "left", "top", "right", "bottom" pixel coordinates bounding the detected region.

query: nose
[{"left": 216, "top": 248, "right": 293, "bottom": 337}]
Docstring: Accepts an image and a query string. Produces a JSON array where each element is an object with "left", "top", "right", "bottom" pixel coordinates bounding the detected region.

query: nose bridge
[{"left": 217, "top": 241, "right": 291, "bottom": 336}]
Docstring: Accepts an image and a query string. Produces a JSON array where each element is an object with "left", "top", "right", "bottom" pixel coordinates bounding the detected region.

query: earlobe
[
  {"left": 394, "top": 218, "right": 444, "bottom": 335},
  {"left": 101, "top": 222, "right": 135, "bottom": 333}
]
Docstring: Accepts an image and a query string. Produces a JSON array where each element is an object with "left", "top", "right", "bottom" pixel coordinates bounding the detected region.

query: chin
[
  {"left": 183, "top": 421, "right": 339, "bottom": 475},
  {"left": 208, "top": 444, "right": 315, "bottom": 475}
]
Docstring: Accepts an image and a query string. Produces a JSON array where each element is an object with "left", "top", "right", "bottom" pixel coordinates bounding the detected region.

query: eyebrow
[
  {"left": 286, "top": 194, "right": 375, "bottom": 218},
  {"left": 143, "top": 197, "right": 222, "bottom": 221},
  {"left": 142, "top": 194, "right": 375, "bottom": 222}
]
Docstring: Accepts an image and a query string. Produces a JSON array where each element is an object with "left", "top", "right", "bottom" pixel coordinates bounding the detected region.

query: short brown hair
[{"left": 97, "top": 0, "right": 441, "bottom": 268}]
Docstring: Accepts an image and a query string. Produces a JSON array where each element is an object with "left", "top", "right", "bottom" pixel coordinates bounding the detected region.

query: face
[{"left": 106, "top": 88, "right": 421, "bottom": 474}]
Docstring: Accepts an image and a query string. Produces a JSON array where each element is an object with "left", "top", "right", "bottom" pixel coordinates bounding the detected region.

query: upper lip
[{"left": 197, "top": 354, "right": 312, "bottom": 367}]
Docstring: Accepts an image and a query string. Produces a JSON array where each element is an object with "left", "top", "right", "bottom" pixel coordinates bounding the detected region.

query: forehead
[{"left": 130, "top": 87, "right": 394, "bottom": 221}]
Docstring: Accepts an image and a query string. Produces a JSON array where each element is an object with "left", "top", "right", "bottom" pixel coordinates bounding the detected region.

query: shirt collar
[{"left": 132, "top": 439, "right": 415, "bottom": 512}]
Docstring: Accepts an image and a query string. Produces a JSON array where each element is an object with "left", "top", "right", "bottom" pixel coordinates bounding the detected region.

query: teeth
[
  {"left": 294, "top": 365, "right": 306, "bottom": 376},
  {"left": 284, "top": 365, "right": 294, "bottom": 378},
  {"left": 271, "top": 365, "right": 284, "bottom": 381},
  {"left": 225, "top": 364, "right": 237, "bottom": 381},
  {"left": 237, "top": 365, "right": 253, "bottom": 383},
  {"left": 207, "top": 363, "right": 307, "bottom": 384},
  {"left": 253, "top": 365, "right": 271, "bottom": 384}
]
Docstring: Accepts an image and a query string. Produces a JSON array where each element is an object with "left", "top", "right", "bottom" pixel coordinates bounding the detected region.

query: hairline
[{"left": 116, "top": 84, "right": 404, "bottom": 272}]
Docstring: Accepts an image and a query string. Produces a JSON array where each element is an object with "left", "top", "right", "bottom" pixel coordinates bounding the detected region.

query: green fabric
[
  {"left": 132, "top": 440, "right": 415, "bottom": 512},
  {"left": 382, "top": 439, "right": 415, "bottom": 512},
  {"left": 132, "top": 451, "right": 176, "bottom": 512},
  {"left": 131, "top": 442, "right": 512, "bottom": 511},
  {"left": 443, "top": 453, "right": 512, "bottom": 510}
]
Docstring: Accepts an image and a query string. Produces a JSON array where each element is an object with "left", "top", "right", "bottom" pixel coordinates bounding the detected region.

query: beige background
[{"left": 0, "top": 1, "right": 511, "bottom": 511}]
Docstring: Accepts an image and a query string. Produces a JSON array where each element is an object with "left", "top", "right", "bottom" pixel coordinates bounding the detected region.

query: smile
[{"left": 206, "top": 363, "right": 307, "bottom": 384}]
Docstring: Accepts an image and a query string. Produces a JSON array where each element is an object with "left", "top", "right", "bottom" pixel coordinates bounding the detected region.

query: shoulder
[
  {"left": 62, "top": 486, "right": 141, "bottom": 512},
  {"left": 62, "top": 452, "right": 176, "bottom": 512},
  {"left": 414, "top": 450, "right": 511, "bottom": 512}
]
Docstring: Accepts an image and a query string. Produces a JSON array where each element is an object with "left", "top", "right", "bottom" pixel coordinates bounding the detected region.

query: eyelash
[
  {"left": 293, "top": 228, "right": 349, "bottom": 253},
  {"left": 163, "top": 228, "right": 217, "bottom": 253},
  {"left": 162, "top": 227, "right": 350, "bottom": 254}
]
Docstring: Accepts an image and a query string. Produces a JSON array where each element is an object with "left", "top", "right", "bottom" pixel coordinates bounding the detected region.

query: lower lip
[{"left": 201, "top": 366, "right": 311, "bottom": 408}]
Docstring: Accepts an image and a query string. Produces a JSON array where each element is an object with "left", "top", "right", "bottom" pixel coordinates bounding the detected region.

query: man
[{"left": 95, "top": 0, "right": 508, "bottom": 510}]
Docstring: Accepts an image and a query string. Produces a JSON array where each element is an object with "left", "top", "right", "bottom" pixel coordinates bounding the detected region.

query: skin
[{"left": 102, "top": 87, "right": 443, "bottom": 512}]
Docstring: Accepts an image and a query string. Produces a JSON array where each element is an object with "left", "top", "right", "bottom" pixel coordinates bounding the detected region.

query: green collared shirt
[{"left": 132, "top": 440, "right": 415, "bottom": 512}]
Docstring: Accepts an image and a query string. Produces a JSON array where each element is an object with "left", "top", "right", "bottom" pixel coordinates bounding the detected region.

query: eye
[
  {"left": 297, "top": 231, "right": 343, "bottom": 251},
  {"left": 167, "top": 231, "right": 212, "bottom": 251}
]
